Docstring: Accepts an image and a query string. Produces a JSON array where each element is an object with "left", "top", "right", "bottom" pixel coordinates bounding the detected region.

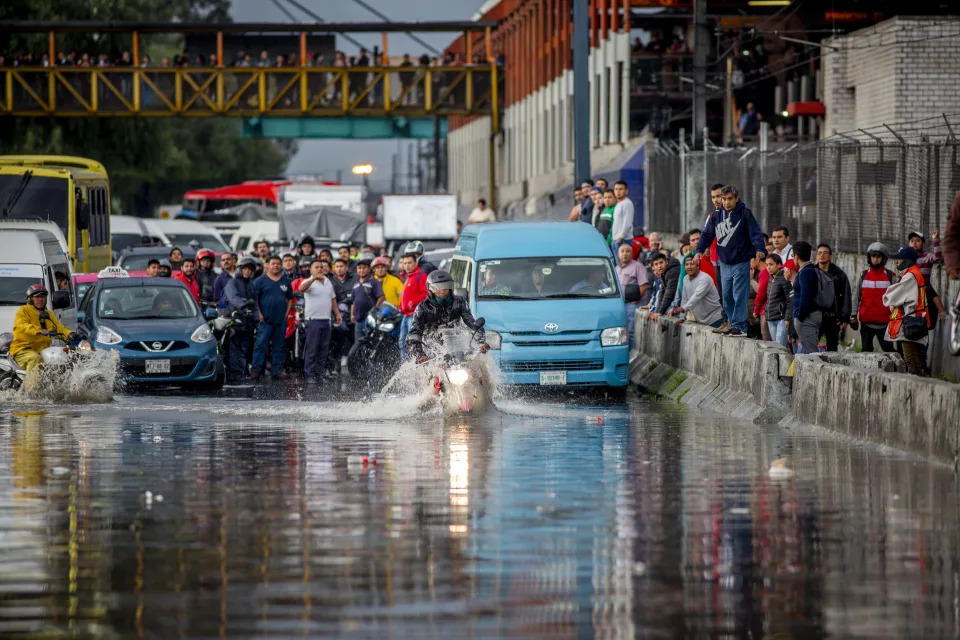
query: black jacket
[
  {"left": 418, "top": 256, "right": 437, "bottom": 275},
  {"left": 407, "top": 295, "right": 484, "bottom": 359},
  {"left": 196, "top": 268, "right": 217, "bottom": 306},
  {"left": 765, "top": 272, "right": 792, "bottom": 322},
  {"left": 655, "top": 258, "right": 681, "bottom": 315},
  {"left": 824, "top": 262, "right": 853, "bottom": 321}
]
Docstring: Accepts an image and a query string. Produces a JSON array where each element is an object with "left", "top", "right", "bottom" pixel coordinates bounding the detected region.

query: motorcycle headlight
[
  {"left": 447, "top": 368, "right": 470, "bottom": 386},
  {"left": 485, "top": 330, "right": 502, "bottom": 350},
  {"left": 600, "top": 326, "right": 628, "bottom": 346},
  {"left": 191, "top": 324, "right": 215, "bottom": 343},
  {"left": 96, "top": 326, "right": 122, "bottom": 346},
  {"left": 77, "top": 340, "right": 93, "bottom": 351},
  {"left": 378, "top": 322, "right": 395, "bottom": 332},
  {"left": 366, "top": 314, "right": 377, "bottom": 328}
]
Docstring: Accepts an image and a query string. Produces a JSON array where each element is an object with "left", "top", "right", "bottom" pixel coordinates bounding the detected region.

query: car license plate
[
  {"left": 145, "top": 359, "right": 170, "bottom": 374},
  {"left": 540, "top": 371, "right": 567, "bottom": 386}
]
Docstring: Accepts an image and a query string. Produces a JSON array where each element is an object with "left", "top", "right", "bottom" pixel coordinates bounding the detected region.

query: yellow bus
[{"left": 0, "top": 155, "right": 111, "bottom": 273}]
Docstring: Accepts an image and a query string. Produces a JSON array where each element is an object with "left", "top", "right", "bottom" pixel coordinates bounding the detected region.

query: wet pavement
[{"left": 1, "top": 391, "right": 959, "bottom": 638}]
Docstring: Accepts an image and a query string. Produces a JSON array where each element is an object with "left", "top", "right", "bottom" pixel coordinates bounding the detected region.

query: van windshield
[{"left": 476, "top": 257, "right": 619, "bottom": 300}]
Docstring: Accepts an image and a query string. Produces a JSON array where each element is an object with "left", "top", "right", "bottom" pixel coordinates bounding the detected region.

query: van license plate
[
  {"left": 540, "top": 371, "right": 567, "bottom": 386},
  {"left": 146, "top": 359, "right": 170, "bottom": 374}
]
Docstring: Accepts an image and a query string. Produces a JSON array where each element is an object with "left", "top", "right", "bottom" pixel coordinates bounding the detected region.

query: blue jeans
[
  {"left": 252, "top": 321, "right": 286, "bottom": 376},
  {"left": 624, "top": 302, "right": 639, "bottom": 349},
  {"left": 399, "top": 314, "right": 414, "bottom": 361},
  {"left": 718, "top": 261, "right": 751, "bottom": 333},
  {"left": 768, "top": 319, "right": 787, "bottom": 346}
]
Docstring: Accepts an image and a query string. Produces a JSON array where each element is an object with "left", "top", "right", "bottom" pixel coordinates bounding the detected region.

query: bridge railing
[{"left": 1, "top": 65, "right": 497, "bottom": 116}]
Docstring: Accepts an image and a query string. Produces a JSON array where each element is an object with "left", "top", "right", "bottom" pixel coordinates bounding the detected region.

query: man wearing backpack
[
  {"left": 816, "top": 243, "right": 852, "bottom": 351},
  {"left": 851, "top": 243, "right": 896, "bottom": 352},
  {"left": 791, "top": 241, "right": 827, "bottom": 354}
]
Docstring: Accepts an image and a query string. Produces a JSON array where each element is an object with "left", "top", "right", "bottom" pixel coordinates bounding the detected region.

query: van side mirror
[
  {"left": 51, "top": 290, "right": 71, "bottom": 310},
  {"left": 77, "top": 202, "right": 91, "bottom": 231},
  {"left": 454, "top": 288, "right": 468, "bottom": 299}
]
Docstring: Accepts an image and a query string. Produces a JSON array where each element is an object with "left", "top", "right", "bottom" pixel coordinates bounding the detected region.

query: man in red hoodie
[
  {"left": 398, "top": 253, "right": 428, "bottom": 360},
  {"left": 172, "top": 257, "right": 200, "bottom": 303}
]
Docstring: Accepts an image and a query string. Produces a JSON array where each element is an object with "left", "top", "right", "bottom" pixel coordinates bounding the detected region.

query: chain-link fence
[{"left": 647, "top": 113, "right": 960, "bottom": 254}]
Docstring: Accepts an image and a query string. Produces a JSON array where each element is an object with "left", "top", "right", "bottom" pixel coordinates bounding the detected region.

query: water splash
[{"left": 2, "top": 349, "right": 119, "bottom": 405}]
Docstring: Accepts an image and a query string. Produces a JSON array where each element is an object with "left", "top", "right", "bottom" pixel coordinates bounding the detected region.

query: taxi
[{"left": 76, "top": 267, "right": 224, "bottom": 391}]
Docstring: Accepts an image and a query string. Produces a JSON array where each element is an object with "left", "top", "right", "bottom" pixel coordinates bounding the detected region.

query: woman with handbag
[{"left": 883, "top": 246, "right": 930, "bottom": 376}]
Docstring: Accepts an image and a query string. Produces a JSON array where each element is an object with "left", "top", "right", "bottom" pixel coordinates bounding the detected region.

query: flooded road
[{"left": 1, "top": 392, "right": 959, "bottom": 638}]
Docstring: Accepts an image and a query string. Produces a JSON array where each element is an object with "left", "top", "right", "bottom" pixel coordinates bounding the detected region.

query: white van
[
  {"left": 230, "top": 221, "right": 279, "bottom": 254},
  {"left": 153, "top": 219, "right": 230, "bottom": 253},
  {"left": 110, "top": 215, "right": 166, "bottom": 255},
  {"left": 0, "top": 228, "right": 78, "bottom": 334}
]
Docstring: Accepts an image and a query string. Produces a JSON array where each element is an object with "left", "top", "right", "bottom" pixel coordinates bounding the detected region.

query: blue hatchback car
[
  {"left": 450, "top": 222, "right": 629, "bottom": 390},
  {"left": 77, "top": 272, "right": 224, "bottom": 390}
]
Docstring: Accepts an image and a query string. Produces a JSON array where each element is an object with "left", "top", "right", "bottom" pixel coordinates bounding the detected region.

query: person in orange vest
[
  {"left": 882, "top": 246, "right": 929, "bottom": 376},
  {"left": 850, "top": 242, "right": 896, "bottom": 353}
]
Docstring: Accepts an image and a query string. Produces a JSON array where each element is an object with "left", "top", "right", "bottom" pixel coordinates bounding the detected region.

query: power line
[
  {"left": 346, "top": 0, "right": 442, "bottom": 56},
  {"left": 279, "top": 0, "right": 372, "bottom": 52},
  {"left": 268, "top": 0, "right": 299, "bottom": 25}
]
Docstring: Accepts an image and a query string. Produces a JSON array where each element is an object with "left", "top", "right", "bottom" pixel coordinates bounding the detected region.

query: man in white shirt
[
  {"left": 298, "top": 258, "right": 343, "bottom": 383},
  {"left": 611, "top": 180, "right": 635, "bottom": 254},
  {"left": 667, "top": 253, "right": 724, "bottom": 327},
  {"left": 772, "top": 226, "right": 793, "bottom": 262},
  {"left": 467, "top": 198, "right": 496, "bottom": 224}
]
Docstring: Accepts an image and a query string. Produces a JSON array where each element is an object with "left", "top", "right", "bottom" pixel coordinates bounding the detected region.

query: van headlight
[
  {"left": 96, "top": 326, "right": 122, "bottom": 345},
  {"left": 600, "top": 326, "right": 628, "bottom": 346},
  {"left": 191, "top": 324, "right": 214, "bottom": 343},
  {"left": 485, "top": 330, "right": 502, "bottom": 350}
]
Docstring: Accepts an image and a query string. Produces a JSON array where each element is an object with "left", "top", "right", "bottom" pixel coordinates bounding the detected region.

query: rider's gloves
[{"left": 68, "top": 332, "right": 81, "bottom": 342}]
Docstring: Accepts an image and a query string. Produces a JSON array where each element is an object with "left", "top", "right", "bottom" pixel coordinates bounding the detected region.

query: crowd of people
[
  {"left": 140, "top": 236, "right": 442, "bottom": 384},
  {"left": 578, "top": 182, "right": 960, "bottom": 377}
]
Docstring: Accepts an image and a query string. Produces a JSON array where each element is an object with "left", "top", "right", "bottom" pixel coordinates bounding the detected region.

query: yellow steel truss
[{"left": 0, "top": 65, "right": 497, "bottom": 117}]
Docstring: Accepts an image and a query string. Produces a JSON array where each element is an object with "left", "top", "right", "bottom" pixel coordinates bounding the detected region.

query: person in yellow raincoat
[{"left": 10, "top": 284, "right": 76, "bottom": 373}]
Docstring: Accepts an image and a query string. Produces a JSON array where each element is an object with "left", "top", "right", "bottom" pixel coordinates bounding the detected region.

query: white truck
[
  {"left": 279, "top": 184, "right": 365, "bottom": 215},
  {"left": 381, "top": 194, "right": 458, "bottom": 256}
]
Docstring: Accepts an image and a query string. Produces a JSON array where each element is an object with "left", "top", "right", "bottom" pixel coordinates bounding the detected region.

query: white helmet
[{"left": 403, "top": 240, "right": 424, "bottom": 256}]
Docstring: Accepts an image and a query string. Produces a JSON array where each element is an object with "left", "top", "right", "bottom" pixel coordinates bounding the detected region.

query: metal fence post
[
  {"left": 679, "top": 128, "right": 686, "bottom": 229},
  {"left": 854, "top": 142, "right": 862, "bottom": 254},
  {"left": 815, "top": 144, "right": 822, "bottom": 244}
]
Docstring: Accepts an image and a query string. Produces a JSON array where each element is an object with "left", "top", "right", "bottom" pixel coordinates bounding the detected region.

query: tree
[{"left": 0, "top": 0, "right": 297, "bottom": 214}]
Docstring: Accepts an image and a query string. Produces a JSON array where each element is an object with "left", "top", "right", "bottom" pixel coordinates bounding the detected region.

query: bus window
[{"left": 0, "top": 174, "right": 69, "bottom": 229}]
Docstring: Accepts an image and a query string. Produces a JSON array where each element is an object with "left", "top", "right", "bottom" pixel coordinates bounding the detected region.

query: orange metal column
[
  {"left": 600, "top": 0, "right": 608, "bottom": 41},
  {"left": 622, "top": 0, "right": 629, "bottom": 32},
  {"left": 590, "top": 0, "right": 598, "bottom": 48}
]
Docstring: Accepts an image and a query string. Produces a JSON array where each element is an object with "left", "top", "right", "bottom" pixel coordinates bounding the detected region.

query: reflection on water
[{"left": 0, "top": 398, "right": 959, "bottom": 637}]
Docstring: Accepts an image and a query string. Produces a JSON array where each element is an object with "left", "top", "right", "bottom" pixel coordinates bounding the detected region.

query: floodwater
[{"left": 1, "top": 392, "right": 959, "bottom": 638}]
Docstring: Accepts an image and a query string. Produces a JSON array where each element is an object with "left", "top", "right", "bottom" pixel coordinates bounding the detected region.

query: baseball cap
[
  {"left": 907, "top": 231, "right": 925, "bottom": 241},
  {"left": 888, "top": 246, "right": 919, "bottom": 261},
  {"left": 782, "top": 259, "right": 798, "bottom": 271}
]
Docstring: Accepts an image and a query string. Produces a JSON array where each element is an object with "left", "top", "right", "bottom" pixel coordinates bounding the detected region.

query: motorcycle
[
  {"left": 0, "top": 330, "right": 101, "bottom": 392},
  {"left": 423, "top": 318, "right": 490, "bottom": 415},
  {"left": 347, "top": 301, "right": 402, "bottom": 388}
]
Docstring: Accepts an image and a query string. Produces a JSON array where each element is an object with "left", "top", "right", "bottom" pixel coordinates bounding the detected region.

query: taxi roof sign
[{"left": 97, "top": 266, "right": 129, "bottom": 279}]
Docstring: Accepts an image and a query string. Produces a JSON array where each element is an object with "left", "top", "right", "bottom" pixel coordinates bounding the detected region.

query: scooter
[
  {"left": 348, "top": 301, "right": 401, "bottom": 388},
  {"left": 0, "top": 331, "right": 101, "bottom": 392},
  {"left": 425, "top": 318, "right": 490, "bottom": 415}
]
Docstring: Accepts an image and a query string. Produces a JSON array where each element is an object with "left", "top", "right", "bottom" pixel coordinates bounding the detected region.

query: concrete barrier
[{"left": 630, "top": 311, "right": 960, "bottom": 466}]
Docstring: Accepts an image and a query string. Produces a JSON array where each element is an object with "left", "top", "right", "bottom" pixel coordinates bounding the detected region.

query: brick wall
[{"left": 822, "top": 17, "right": 960, "bottom": 136}]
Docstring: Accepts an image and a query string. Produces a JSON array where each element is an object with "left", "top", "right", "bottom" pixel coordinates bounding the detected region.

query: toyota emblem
[
  {"left": 152, "top": 341, "right": 163, "bottom": 350},
  {"left": 544, "top": 323, "right": 559, "bottom": 333}
]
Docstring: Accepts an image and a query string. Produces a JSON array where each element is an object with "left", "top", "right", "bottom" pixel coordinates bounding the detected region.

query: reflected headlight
[
  {"left": 366, "top": 314, "right": 377, "bottom": 328},
  {"left": 485, "top": 330, "right": 502, "bottom": 350},
  {"left": 378, "top": 322, "right": 395, "bottom": 332},
  {"left": 600, "top": 326, "right": 628, "bottom": 346},
  {"left": 447, "top": 368, "right": 470, "bottom": 386},
  {"left": 191, "top": 324, "right": 215, "bottom": 343},
  {"left": 96, "top": 326, "right": 122, "bottom": 345},
  {"left": 77, "top": 340, "right": 93, "bottom": 351}
]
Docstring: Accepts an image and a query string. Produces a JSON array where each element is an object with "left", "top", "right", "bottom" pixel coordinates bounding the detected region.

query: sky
[{"left": 230, "top": 0, "right": 487, "bottom": 188}]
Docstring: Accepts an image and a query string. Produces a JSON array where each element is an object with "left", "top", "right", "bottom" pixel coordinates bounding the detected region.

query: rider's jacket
[
  {"left": 406, "top": 295, "right": 484, "bottom": 359},
  {"left": 10, "top": 304, "right": 70, "bottom": 358},
  {"left": 196, "top": 268, "right": 218, "bottom": 306}
]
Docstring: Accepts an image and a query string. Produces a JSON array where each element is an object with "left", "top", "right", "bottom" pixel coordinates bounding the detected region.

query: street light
[{"left": 351, "top": 164, "right": 374, "bottom": 176}]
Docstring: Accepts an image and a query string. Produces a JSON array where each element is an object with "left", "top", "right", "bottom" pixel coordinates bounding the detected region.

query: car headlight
[
  {"left": 378, "top": 322, "right": 395, "bottom": 332},
  {"left": 485, "top": 330, "right": 502, "bottom": 350},
  {"left": 96, "top": 326, "right": 122, "bottom": 345},
  {"left": 600, "top": 326, "right": 628, "bottom": 346},
  {"left": 447, "top": 368, "right": 470, "bottom": 386},
  {"left": 77, "top": 340, "right": 93, "bottom": 351},
  {"left": 366, "top": 314, "right": 377, "bottom": 328},
  {"left": 191, "top": 324, "right": 215, "bottom": 343}
]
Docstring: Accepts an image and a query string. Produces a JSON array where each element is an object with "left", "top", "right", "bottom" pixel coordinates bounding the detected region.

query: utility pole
[
  {"left": 723, "top": 55, "right": 733, "bottom": 146},
  {"left": 573, "top": 0, "right": 590, "bottom": 182},
  {"left": 692, "top": 0, "right": 708, "bottom": 149}
]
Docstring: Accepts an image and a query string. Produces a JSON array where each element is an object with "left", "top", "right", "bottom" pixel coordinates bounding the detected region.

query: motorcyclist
[
  {"left": 10, "top": 284, "right": 79, "bottom": 373},
  {"left": 408, "top": 270, "right": 489, "bottom": 364},
  {"left": 403, "top": 240, "right": 437, "bottom": 275},
  {"left": 157, "top": 259, "right": 173, "bottom": 278},
  {"left": 297, "top": 256, "right": 313, "bottom": 279},
  {"left": 372, "top": 256, "right": 403, "bottom": 307},
  {"left": 222, "top": 256, "right": 258, "bottom": 383},
  {"left": 298, "top": 235, "right": 316, "bottom": 259},
  {"left": 195, "top": 248, "right": 218, "bottom": 307}
]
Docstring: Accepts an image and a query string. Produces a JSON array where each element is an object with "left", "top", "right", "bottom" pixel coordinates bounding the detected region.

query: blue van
[{"left": 450, "top": 221, "right": 629, "bottom": 388}]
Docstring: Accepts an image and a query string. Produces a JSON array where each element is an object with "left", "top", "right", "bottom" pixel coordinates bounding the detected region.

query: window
[
  {"left": 475, "top": 257, "right": 619, "bottom": 300},
  {"left": 48, "top": 263, "right": 74, "bottom": 308},
  {"left": 98, "top": 286, "right": 199, "bottom": 320},
  {"left": 449, "top": 257, "right": 468, "bottom": 289},
  {"left": 0, "top": 174, "right": 69, "bottom": 232}
]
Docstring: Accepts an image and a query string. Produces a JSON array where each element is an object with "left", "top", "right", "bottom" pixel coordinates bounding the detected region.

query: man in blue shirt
[
  {"left": 790, "top": 241, "right": 822, "bottom": 354},
  {"left": 251, "top": 255, "right": 293, "bottom": 381}
]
